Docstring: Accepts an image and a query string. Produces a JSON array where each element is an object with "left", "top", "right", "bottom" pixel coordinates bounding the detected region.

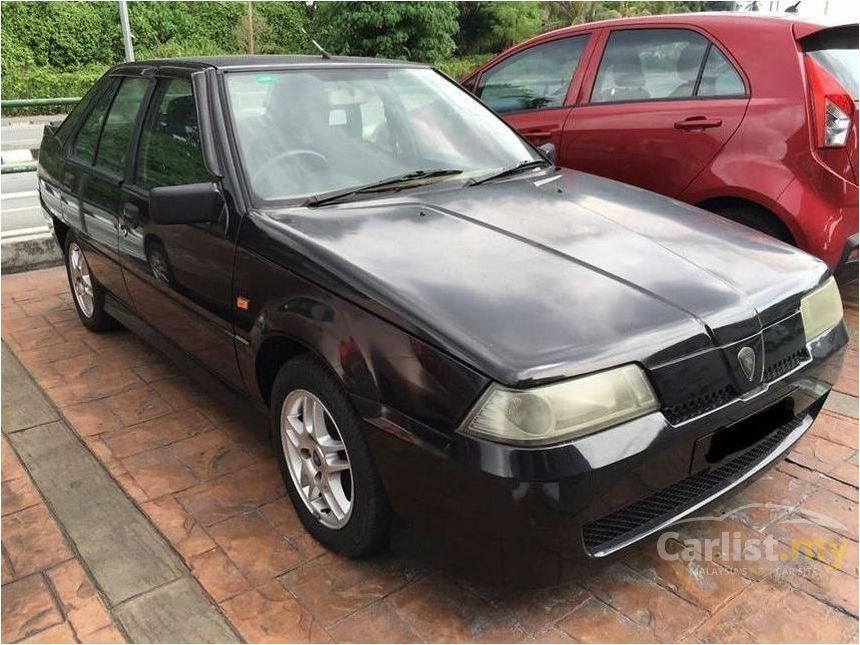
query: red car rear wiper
[{"left": 303, "top": 169, "right": 463, "bottom": 207}]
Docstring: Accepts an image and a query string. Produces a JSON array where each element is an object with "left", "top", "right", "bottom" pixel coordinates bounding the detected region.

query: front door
[
  {"left": 475, "top": 34, "right": 592, "bottom": 152},
  {"left": 117, "top": 73, "right": 244, "bottom": 390},
  {"left": 562, "top": 27, "right": 750, "bottom": 197}
]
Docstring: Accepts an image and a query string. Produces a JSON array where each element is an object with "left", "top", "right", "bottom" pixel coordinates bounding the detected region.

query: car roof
[
  {"left": 122, "top": 54, "right": 426, "bottom": 72},
  {"left": 531, "top": 10, "right": 850, "bottom": 41}
]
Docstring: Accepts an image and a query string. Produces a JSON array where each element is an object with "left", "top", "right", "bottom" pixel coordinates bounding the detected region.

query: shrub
[{"left": 312, "top": 2, "right": 460, "bottom": 63}]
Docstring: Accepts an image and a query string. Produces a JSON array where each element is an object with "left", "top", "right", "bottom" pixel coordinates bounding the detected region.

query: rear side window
[
  {"left": 135, "top": 78, "right": 210, "bottom": 189},
  {"left": 477, "top": 36, "right": 589, "bottom": 114},
  {"left": 696, "top": 46, "right": 745, "bottom": 97},
  {"left": 57, "top": 76, "right": 112, "bottom": 144},
  {"left": 96, "top": 77, "right": 149, "bottom": 175},
  {"left": 593, "top": 29, "right": 712, "bottom": 102},
  {"left": 72, "top": 83, "right": 115, "bottom": 163}
]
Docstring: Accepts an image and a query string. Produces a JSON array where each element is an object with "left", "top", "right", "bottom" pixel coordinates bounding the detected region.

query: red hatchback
[{"left": 463, "top": 13, "right": 859, "bottom": 278}]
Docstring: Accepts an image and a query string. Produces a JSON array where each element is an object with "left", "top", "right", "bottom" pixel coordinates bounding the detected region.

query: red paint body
[{"left": 465, "top": 14, "right": 859, "bottom": 270}]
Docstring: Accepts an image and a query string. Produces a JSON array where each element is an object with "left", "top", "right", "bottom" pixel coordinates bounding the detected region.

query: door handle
[
  {"left": 120, "top": 202, "right": 140, "bottom": 230},
  {"left": 674, "top": 116, "right": 723, "bottom": 130},
  {"left": 523, "top": 129, "right": 553, "bottom": 139}
]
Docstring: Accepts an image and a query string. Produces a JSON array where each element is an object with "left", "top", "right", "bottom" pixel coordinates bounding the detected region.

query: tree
[
  {"left": 457, "top": 2, "right": 543, "bottom": 55},
  {"left": 311, "top": 2, "right": 459, "bottom": 63}
]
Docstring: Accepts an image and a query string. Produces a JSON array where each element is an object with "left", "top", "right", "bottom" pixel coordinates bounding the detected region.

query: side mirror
[
  {"left": 150, "top": 182, "right": 224, "bottom": 225},
  {"left": 537, "top": 142, "right": 556, "bottom": 165}
]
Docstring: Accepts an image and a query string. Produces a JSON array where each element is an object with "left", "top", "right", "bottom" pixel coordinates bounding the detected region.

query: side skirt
[{"left": 104, "top": 294, "right": 269, "bottom": 429}]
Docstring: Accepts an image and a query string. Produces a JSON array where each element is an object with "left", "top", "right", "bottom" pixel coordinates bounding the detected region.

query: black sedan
[{"left": 37, "top": 55, "right": 847, "bottom": 585}]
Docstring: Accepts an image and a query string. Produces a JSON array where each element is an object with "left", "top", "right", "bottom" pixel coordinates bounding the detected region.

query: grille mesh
[
  {"left": 582, "top": 415, "right": 803, "bottom": 555},
  {"left": 663, "top": 385, "right": 737, "bottom": 425},
  {"left": 763, "top": 348, "right": 810, "bottom": 383}
]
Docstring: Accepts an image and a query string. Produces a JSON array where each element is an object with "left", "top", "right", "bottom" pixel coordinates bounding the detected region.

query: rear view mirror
[
  {"left": 537, "top": 142, "right": 556, "bottom": 164},
  {"left": 150, "top": 182, "right": 224, "bottom": 225}
]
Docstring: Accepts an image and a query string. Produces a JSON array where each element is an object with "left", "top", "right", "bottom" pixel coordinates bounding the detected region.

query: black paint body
[{"left": 38, "top": 57, "right": 848, "bottom": 586}]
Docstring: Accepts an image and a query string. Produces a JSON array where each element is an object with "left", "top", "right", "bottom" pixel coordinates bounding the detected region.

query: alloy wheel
[
  {"left": 280, "top": 389, "right": 354, "bottom": 529},
  {"left": 68, "top": 242, "right": 95, "bottom": 318}
]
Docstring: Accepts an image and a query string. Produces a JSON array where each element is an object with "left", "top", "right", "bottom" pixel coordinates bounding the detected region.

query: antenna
[{"left": 301, "top": 27, "right": 332, "bottom": 60}]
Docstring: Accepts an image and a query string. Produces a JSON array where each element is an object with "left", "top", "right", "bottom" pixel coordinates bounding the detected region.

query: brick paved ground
[{"left": 2, "top": 266, "right": 858, "bottom": 643}]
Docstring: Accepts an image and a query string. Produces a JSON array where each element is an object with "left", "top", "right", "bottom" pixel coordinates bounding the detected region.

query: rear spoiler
[{"left": 793, "top": 21, "right": 859, "bottom": 45}]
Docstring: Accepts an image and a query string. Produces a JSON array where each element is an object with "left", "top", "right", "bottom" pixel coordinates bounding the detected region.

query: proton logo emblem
[{"left": 738, "top": 346, "right": 756, "bottom": 381}]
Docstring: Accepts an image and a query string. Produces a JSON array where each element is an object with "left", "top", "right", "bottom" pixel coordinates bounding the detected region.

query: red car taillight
[{"left": 805, "top": 55, "right": 855, "bottom": 148}]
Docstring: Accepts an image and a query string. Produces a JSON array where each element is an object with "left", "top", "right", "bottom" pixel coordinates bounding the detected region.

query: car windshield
[{"left": 225, "top": 67, "right": 541, "bottom": 202}]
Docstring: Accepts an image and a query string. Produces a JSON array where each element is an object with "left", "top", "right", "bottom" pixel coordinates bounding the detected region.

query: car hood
[{"left": 257, "top": 169, "right": 828, "bottom": 386}]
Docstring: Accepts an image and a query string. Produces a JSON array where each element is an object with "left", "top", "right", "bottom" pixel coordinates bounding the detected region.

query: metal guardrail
[
  {"left": 2, "top": 164, "right": 37, "bottom": 174},
  {"left": 1, "top": 97, "right": 81, "bottom": 108},
  {"left": 1, "top": 97, "right": 80, "bottom": 173}
]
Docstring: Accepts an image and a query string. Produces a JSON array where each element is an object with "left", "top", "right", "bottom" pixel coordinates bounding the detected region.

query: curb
[{"left": 1, "top": 228, "right": 63, "bottom": 274}]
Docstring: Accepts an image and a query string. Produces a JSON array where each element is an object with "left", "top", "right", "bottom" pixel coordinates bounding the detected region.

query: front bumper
[{"left": 364, "top": 322, "right": 848, "bottom": 586}]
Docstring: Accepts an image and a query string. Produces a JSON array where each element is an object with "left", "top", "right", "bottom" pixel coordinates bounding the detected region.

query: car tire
[
  {"left": 271, "top": 355, "right": 389, "bottom": 557},
  {"left": 64, "top": 233, "right": 120, "bottom": 333},
  {"left": 708, "top": 202, "right": 795, "bottom": 245}
]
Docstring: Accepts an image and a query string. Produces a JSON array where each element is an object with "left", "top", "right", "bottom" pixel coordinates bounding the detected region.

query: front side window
[
  {"left": 592, "top": 29, "right": 712, "bottom": 103},
  {"left": 95, "top": 77, "right": 149, "bottom": 175},
  {"left": 477, "top": 37, "right": 588, "bottom": 114},
  {"left": 226, "top": 68, "right": 540, "bottom": 201},
  {"left": 72, "top": 82, "right": 115, "bottom": 163},
  {"left": 136, "top": 78, "right": 211, "bottom": 190}
]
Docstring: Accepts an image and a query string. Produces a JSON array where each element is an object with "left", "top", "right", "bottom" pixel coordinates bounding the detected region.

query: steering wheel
[{"left": 252, "top": 149, "right": 330, "bottom": 186}]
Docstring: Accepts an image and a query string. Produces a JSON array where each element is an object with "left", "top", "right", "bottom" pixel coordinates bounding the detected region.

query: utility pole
[
  {"left": 247, "top": 1, "right": 255, "bottom": 55},
  {"left": 118, "top": 0, "right": 134, "bottom": 62}
]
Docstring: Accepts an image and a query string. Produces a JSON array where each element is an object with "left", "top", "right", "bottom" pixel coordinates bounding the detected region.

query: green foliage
[
  {"left": 1, "top": 65, "right": 106, "bottom": 115},
  {"left": 457, "top": 2, "right": 543, "bottom": 55},
  {"left": 0, "top": 0, "right": 733, "bottom": 112},
  {"left": 311, "top": 1, "right": 459, "bottom": 62},
  {"left": 255, "top": 2, "right": 312, "bottom": 55},
  {"left": 1, "top": 1, "right": 119, "bottom": 69},
  {"left": 436, "top": 54, "right": 494, "bottom": 81}
]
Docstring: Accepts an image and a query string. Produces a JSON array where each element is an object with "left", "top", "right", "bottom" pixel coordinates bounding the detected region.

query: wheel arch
[
  {"left": 254, "top": 334, "right": 324, "bottom": 407},
  {"left": 696, "top": 196, "right": 799, "bottom": 246},
  {"left": 51, "top": 216, "right": 70, "bottom": 254}
]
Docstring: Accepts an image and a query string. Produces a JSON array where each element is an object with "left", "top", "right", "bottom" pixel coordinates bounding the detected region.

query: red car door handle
[
  {"left": 523, "top": 129, "right": 553, "bottom": 138},
  {"left": 674, "top": 116, "right": 723, "bottom": 130}
]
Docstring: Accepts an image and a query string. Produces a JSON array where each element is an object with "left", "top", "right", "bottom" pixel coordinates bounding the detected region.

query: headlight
[
  {"left": 461, "top": 364, "right": 659, "bottom": 446},
  {"left": 800, "top": 277, "right": 843, "bottom": 343}
]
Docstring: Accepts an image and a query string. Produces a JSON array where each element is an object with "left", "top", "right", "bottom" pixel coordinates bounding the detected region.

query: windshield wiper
[
  {"left": 303, "top": 169, "right": 463, "bottom": 207},
  {"left": 470, "top": 159, "right": 550, "bottom": 186}
]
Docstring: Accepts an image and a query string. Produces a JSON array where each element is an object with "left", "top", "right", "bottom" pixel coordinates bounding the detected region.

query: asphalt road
[{"left": 2, "top": 120, "right": 46, "bottom": 237}]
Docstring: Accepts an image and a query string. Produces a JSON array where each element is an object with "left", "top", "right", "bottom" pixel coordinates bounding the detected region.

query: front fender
[{"left": 232, "top": 240, "right": 488, "bottom": 440}]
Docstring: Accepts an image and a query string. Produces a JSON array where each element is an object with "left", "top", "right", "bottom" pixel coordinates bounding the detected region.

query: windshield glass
[{"left": 225, "top": 67, "right": 540, "bottom": 201}]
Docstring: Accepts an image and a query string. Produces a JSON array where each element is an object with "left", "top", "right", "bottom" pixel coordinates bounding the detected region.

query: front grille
[
  {"left": 763, "top": 348, "right": 809, "bottom": 382},
  {"left": 582, "top": 414, "right": 804, "bottom": 556},
  {"left": 663, "top": 385, "right": 737, "bottom": 425}
]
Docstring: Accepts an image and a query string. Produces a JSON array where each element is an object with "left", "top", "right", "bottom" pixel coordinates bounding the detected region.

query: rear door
[
  {"left": 473, "top": 33, "right": 593, "bottom": 150},
  {"left": 117, "top": 71, "right": 244, "bottom": 389},
  {"left": 63, "top": 74, "right": 151, "bottom": 302},
  {"left": 562, "top": 26, "right": 749, "bottom": 197}
]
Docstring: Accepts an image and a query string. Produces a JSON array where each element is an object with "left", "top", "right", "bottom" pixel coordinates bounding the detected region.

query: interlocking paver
[
  {"left": 1, "top": 574, "right": 64, "bottom": 642},
  {"left": 280, "top": 552, "right": 424, "bottom": 626},
  {"left": 695, "top": 579, "right": 859, "bottom": 643},
  {"left": 582, "top": 563, "right": 710, "bottom": 642},
  {"left": 220, "top": 579, "right": 331, "bottom": 643},
  {"left": 3, "top": 265, "right": 858, "bottom": 644},
  {"left": 208, "top": 511, "right": 304, "bottom": 585},
  {"left": 46, "top": 560, "right": 114, "bottom": 638}
]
